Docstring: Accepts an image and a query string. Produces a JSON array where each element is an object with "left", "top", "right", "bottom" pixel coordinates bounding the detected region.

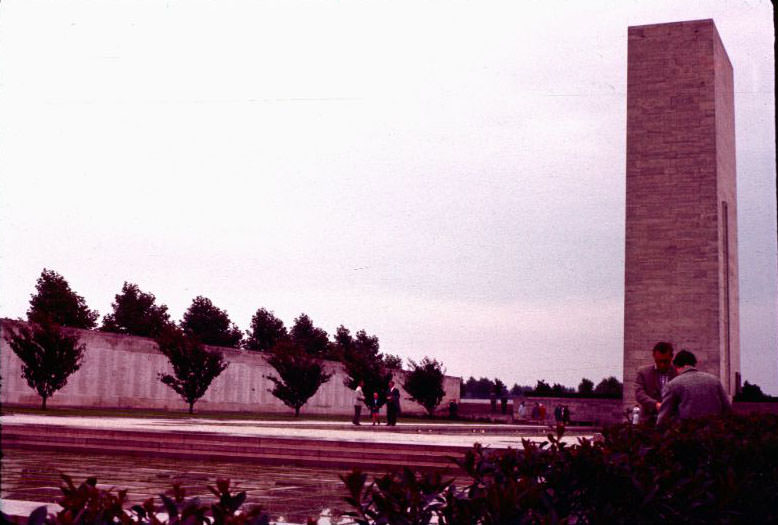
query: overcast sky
[{"left": 1, "top": 0, "right": 775, "bottom": 393}]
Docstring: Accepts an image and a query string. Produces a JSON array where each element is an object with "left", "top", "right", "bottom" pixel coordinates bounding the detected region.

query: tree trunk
[
  {"left": 41, "top": 396, "right": 47, "bottom": 410},
  {"left": 294, "top": 406, "right": 300, "bottom": 417},
  {"left": 189, "top": 402, "right": 194, "bottom": 414}
]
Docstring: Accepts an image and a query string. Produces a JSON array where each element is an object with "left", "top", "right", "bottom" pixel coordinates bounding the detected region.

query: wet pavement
[{"left": 1, "top": 448, "right": 363, "bottom": 524}]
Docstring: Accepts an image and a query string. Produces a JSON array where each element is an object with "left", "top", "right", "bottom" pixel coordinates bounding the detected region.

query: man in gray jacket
[
  {"left": 635, "top": 342, "right": 678, "bottom": 424},
  {"left": 657, "top": 350, "right": 731, "bottom": 426}
]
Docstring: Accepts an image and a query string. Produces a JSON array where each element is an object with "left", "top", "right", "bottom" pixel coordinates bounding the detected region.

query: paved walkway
[{"left": 0, "top": 414, "right": 589, "bottom": 448}]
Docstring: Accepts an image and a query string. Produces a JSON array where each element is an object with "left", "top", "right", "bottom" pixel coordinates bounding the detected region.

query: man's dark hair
[
  {"left": 653, "top": 341, "right": 674, "bottom": 354},
  {"left": 673, "top": 349, "right": 697, "bottom": 367}
]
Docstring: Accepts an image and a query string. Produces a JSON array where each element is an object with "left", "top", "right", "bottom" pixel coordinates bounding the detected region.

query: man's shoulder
[
  {"left": 669, "top": 369, "right": 713, "bottom": 387},
  {"left": 636, "top": 364, "right": 655, "bottom": 378}
]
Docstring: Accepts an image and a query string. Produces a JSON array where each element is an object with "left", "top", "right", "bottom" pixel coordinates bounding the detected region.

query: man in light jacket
[
  {"left": 353, "top": 380, "right": 365, "bottom": 425},
  {"left": 657, "top": 350, "right": 731, "bottom": 426}
]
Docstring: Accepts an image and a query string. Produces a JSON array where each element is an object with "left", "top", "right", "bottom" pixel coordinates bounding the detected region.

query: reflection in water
[{"left": 1, "top": 449, "right": 381, "bottom": 524}]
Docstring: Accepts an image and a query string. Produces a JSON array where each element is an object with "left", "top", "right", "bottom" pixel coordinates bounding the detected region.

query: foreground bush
[
  {"left": 342, "top": 414, "right": 778, "bottom": 524},
  {"left": 3, "top": 475, "right": 272, "bottom": 525}
]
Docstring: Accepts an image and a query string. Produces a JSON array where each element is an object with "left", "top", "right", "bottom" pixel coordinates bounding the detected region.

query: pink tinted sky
[{"left": 0, "top": 0, "right": 775, "bottom": 393}]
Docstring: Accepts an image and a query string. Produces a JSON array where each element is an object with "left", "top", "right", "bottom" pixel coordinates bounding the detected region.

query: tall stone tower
[{"left": 623, "top": 19, "right": 739, "bottom": 410}]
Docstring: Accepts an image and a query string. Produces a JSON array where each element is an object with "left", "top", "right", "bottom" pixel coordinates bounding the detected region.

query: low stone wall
[
  {"left": 457, "top": 397, "right": 624, "bottom": 425},
  {"left": 0, "top": 319, "right": 460, "bottom": 416},
  {"left": 513, "top": 396, "right": 625, "bottom": 425}
]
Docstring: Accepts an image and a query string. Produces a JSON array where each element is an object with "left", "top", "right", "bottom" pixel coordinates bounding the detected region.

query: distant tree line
[{"left": 461, "top": 375, "right": 624, "bottom": 399}]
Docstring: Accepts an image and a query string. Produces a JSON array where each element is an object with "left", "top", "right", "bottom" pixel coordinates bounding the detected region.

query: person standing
[
  {"left": 657, "top": 350, "right": 732, "bottom": 426},
  {"left": 517, "top": 401, "right": 527, "bottom": 420},
  {"left": 370, "top": 392, "right": 381, "bottom": 425},
  {"left": 353, "top": 380, "right": 365, "bottom": 425},
  {"left": 386, "top": 380, "right": 401, "bottom": 426},
  {"left": 635, "top": 341, "right": 678, "bottom": 424}
]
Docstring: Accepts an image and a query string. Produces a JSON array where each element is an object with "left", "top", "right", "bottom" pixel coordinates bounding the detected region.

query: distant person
[
  {"left": 631, "top": 405, "right": 641, "bottom": 425},
  {"left": 517, "top": 401, "right": 527, "bottom": 420},
  {"left": 353, "top": 380, "right": 365, "bottom": 425},
  {"left": 635, "top": 341, "right": 678, "bottom": 424},
  {"left": 386, "top": 381, "right": 401, "bottom": 426},
  {"left": 561, "top": 405, "right": 570, "bottom": 425},
  {"left": 538, "top": 403, "right": 547, "bottom": 422},
  {"left": 554, "top": 405, "right": 563, "bottom": 424},
  {"left": 370, "top": 392, "right": 381, "bottom": 425},
  {"left": 657, "top": 350, "right": 732, "bottom": 426},
  {"left": 531, "top": 402, "right": 540, "bottom": 421}
]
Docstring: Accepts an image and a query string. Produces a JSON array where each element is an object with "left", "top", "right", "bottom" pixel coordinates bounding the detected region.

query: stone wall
[
  {"left": 0, "top": 319, "right": 460, "bottom": 416},
  {"left": 513, "top": 397, "right": 626, "bottom": 426}
]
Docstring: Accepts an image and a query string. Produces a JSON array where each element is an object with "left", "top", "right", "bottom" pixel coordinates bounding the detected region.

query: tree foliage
[
  {"left": 403, "top": 357, "right": 446, "bottom": 416},
  {"left": 382, "top": 353, "right": 403, "bottom": 371},
  {"left": 101, "top": 282, "right": 172, "bottom": 338},
  {"left": 461, "top": 377, "right": 496, "bottom": 399},
  {"left": 594, "top": 376, "right": 623, "bottom": 398},
  {"left": 288, "top": 313, "right": 329, "bottom": 358},
  {"left": 243, "top": 308, "right": 287, "bottom": 351},
  {"left": 534, "top": 379, "right": 553, "bottom": 395},
  {"left": 337, "top": 325, "right": 392, "bottom": 406},
  {"left": 734, "top": 380, "right": 777, "bottom": 402},
  {"left": 264, "top": 340, "right": 333, "bottom": 416},
  {"left": 156, "top": 327, "right": 229, "bottom": 414},
  {"left": 578, "top": 377, "right": 595, "bottom": 395},
  {"left": 180, "top": 296, "right": 243, "bottom": 348},
  {"left": 492, "top": 378, "right": 506, "bottom": 397},
  {"left": 27, "top": 269, "right": 99, "bottom": 329},
  {"left": 4, "top": 319, "right": 85, "bottom": 409}
]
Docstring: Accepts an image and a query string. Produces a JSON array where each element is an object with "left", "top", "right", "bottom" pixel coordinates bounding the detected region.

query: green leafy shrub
[
  {"left": 4, "top": 475, "right": 271, "bottom": 525},
  {"left": 343, "top": 413, "right": 778, "bottom": 523}
]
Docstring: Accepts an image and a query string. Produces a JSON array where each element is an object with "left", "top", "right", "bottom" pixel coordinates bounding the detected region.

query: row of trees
[
  {"left": 461, "top": 375, "right": 624, "bottom": 399},
  {"left": 6, "top": 269, "right": 448, "bottom": 416},
  {"left": 27, "top": 269, "right": 396, "bottom": 356}
]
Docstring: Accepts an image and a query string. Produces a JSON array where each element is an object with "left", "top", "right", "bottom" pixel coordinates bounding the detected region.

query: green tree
[
  {"left": 383, "top": 353, "right": 403, "bottom": 371},
  {"left": 337, "top": 326, "right": 392, "bottom": 407},
  {"left": 493, "top": 378, "right": 506, "bottom": 397},
  {"left": 594, "top": 376, "right": 623, "bottom": 398},
  {"left": 578, "top": 378, "right": 595, "bottom": 396},
  {"left": 180, "top": 296, "right": 243, "bottom": 348},
  {"left": 100, "top": 282, "right": 173, "bottom": 338},
  {"left": 265, "top": 340, "right": 333, "bottom": 416},
  {"left": 510, "top": 383, "right": 527, "bottom": 396},
  {"left": 462, "top": 377, "right": 494, "bottom": 399},
  {"left": 403, "top": 357, "right": 446, "bottom": 416},
  {"left": 534, "top": 379, "right": 553, "bottom": 395},
  {"left": 735, "top": 381, "right": 775, "bottom": 402},
  {"left": 244, "top": 307, "right": 287, "bottom": 351},
  {"left": 156, "top": 327, "right": 229, "bottom": 414},
  {"left": 27, "top": 269, "right": 99, "bottom": 329},
  {"left": 289, "top": 313, "right": 329, "bottom": 358},
  {"left": 4, "top": 319, "right": 85, "bottom": 409},
  {"left": 551, "top": 382, "right": 574, "bottom": 395}
]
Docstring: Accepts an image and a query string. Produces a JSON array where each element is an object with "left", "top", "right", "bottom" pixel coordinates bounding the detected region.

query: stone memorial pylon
[{"left": 623, "top": 19, "right": 740, "bottom": 412}]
